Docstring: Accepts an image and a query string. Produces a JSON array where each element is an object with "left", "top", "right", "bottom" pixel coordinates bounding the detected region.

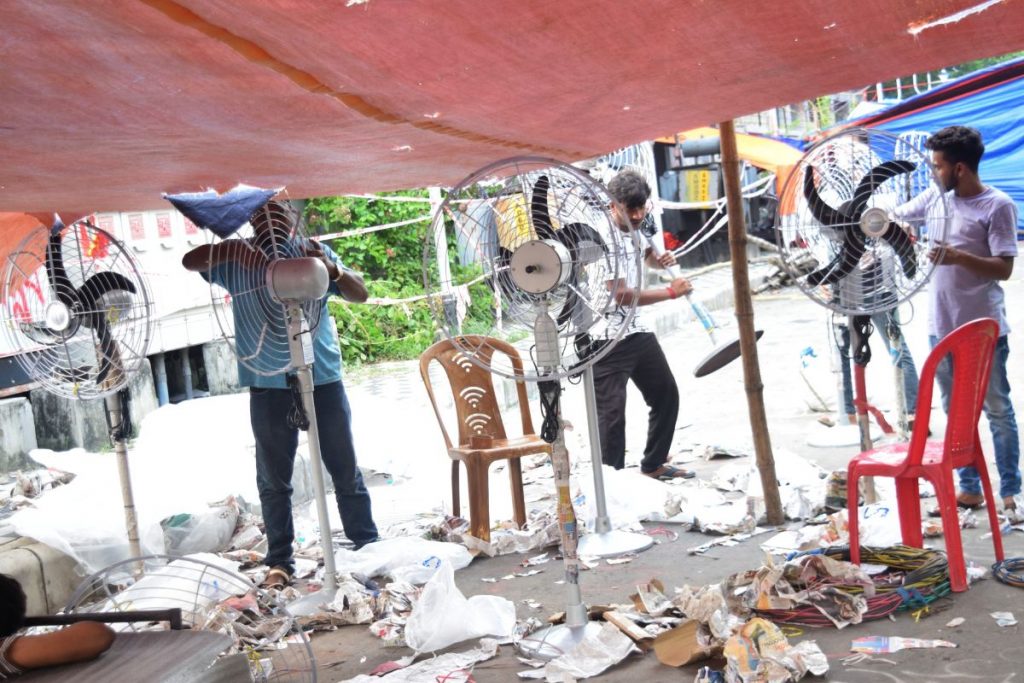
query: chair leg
[
  {"left": 451, "top": 460, "right": 461, "bottom": 519},
  {"left": 847, "top": 467, "right": 862, "bottom": 565},
  {"left": 466, "top": 461, "right": 492, "bottom": 544},
  {"left": 508, "top": 458, "right": 527, "bottom": 531},
  {"left": 975, "top": 456, "right": 1005, "bottom": 563},
  {"left": 895, "top": 477, "right": 923, "bottom": 548},
  {"left": 932, "top": 480, "right": 968, "bottom": 592}
]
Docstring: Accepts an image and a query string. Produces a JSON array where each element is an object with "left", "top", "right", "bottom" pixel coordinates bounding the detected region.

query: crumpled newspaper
[{"left": 724, "top": 618, "right": 828, "bottom": 682}]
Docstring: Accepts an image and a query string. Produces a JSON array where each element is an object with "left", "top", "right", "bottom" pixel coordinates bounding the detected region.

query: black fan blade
[
  {"left": 92, "top": 316, "right": 119, "bottom": 386},
  {"left": 805, "top": 238, "right": 866, "bottom": 287},
  {"left": 881, "top": 221, "right": 918, "bottom": 279},
  {"left": 530, "top": 175, "right": 557, "bottom": 240},
  {"left": 803, "top": 168, "right": 846, "bottom": 226},
  {"left": 491, "top": 246, "right": 518, "bottom": 299},
  {"left": 77, "top": 271, "right": 137, "bottom": 310},
  {"left": 556, "top": 289, "right": 579, "bottom": 328},
  {"left": 45, "top": 218, "right": 78, "bottom": 308},
  {"left": 847, "top": 160, "right": 917, "bottom": 219}
]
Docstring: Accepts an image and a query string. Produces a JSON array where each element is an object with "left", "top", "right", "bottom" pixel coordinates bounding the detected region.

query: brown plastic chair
[{"left": 420, "top": 335, "right": 551, "bottom": 542}]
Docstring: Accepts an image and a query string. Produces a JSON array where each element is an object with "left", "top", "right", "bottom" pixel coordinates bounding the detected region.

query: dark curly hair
[
  {"left": 0, "top": 573, "right": 27, "bottom": 637},
  {"left": 926, "top": 126, "right": 985, "bottom": 173},
  {"left": 607, "top": 170, "right": 651, "bottom": 210}
]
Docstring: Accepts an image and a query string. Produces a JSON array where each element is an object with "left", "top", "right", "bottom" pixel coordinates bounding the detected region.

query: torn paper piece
[
  {"left": 341, "top": 638, "right": 499, "bottom": 682},
  {"left": 850, "top": 636, "right": 956, "bottom": 654},
  {"left": 540, "top": 622, "right": 638, "bottom": 681}
]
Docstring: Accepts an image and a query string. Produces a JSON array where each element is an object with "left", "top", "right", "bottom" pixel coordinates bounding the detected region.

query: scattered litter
[
  {"left": 334, "top": 537, "right": 472, "bottom": 585},
  {"left": 945, "top": 617, "right": 965, "bottom": 628},
  {"left": 525, "top": 553, "right": 552, "bottom": 566},
  {"left": 723, "top": 617, "right": 828, "bottom": 681},
  {"left": 631, "top": 579, "right": 674, "bottom": 617},
  {"left": 701, "top": 444, "right": 750, "bottom": 460},
  {"left": 850, "top": 636, "right": 956, "bottom": 653},
  {"left": 688, "top": 528, "right": 770, "bottom": 555},
  {"left": 607, "top": 554, "right": 638, "bottom": 565},
  {"left": 522, "top": 599, "right": 543, "bottom": 611},
  {"left": 342, "top": 638, "right": 499, "bottom": 683},
  {"left": 481, "top": 577, "right": 498, "bottom": 583},
  {"left": 653, "top": 619, "right": 720, "bottom": 666},
  {"left": 991, "top": 611, "right": 1018, "bottom": 627}
]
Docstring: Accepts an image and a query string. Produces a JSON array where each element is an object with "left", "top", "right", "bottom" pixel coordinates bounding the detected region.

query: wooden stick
[{"left": 719, "top": 119, "right": 784, "bottom": 525}]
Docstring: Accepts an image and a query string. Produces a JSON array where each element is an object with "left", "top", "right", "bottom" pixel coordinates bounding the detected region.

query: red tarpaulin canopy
[{"left": 2, "top": 0, "right": 1023, "bottom": 212}]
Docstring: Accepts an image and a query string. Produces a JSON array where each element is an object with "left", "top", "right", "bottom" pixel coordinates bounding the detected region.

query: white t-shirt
[{"left": 929, "top": 186, "right": 1018, "bottom": 338}]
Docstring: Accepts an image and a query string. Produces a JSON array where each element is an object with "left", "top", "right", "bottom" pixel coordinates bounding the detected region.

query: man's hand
[
  {"left": 928, "top": 243, "right": 962, "bottom": 267},
  {"left": 657, "top": 251, "right": 678, "bottom": 269},
  {"left": 668, "top": 277, "right": 693, "bottom": 298},
  {"left": 303, "top": 242, "right": 341, "bottom": 279}
]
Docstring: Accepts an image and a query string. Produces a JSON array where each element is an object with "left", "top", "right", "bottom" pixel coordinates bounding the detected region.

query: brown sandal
[{"left": 260, "top": 566, "right": 292, "bottom": 590}]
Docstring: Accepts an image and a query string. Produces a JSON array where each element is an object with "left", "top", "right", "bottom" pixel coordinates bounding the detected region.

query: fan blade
[
  {"left": 805, "top": 238, "right": 866, "bottom": 287},
  {"left": 45, "top": 217, "right": 78, "bottom": 308},
  {"left": 557, "top": 222, "right": 607, "bottom": 258},
  {"left": 556, "top": 289, "right": 579, "bottom": 328},
  {"left": 530, "top": 176, "right": 558, "bottom": 240},
  {"left": 92, "top": 316, "right": 123, "bottom": 388},
  {"left": 881, "top": 221, "right": 918, "bottom": 279},
  {"left": 77, "top": 271, "right": 137, "bottom": 310},
  {"left": 803, "top": 168, "right": 846, "bottom": 226},
  {"left": 848, "top": 160, "right": 917, "bottom": 219},
  {"left": 490, "top": 246, "right": 518, "bottom": 299}
]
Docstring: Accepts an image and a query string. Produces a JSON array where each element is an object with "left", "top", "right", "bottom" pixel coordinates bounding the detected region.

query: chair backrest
[
  {"left": 419, "top": 335, "right": 535, "bottom": 449},
  {"left": 908, "top": 318, "right": 999, "bottom": 467}
]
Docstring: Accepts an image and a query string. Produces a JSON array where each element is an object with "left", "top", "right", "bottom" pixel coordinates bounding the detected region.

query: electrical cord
[
  {"left": 538, "top": 380, "right": 561, "bottom": 444},
  {"left": 106, "top": 388, "right": 132, "bottom": 443},
  {"left": 992, "top": 558, "right": 1024, "bottom": 588},
  {"left": 286, "top": 373, "right": 310, "bottom": 431}
]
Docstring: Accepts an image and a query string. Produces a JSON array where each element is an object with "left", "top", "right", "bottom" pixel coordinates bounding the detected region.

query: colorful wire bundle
[{"left": 755, "top": 545, "right": 951, "bottom": 627}]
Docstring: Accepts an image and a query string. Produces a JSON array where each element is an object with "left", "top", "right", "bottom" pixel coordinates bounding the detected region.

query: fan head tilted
[
  {"left": 424, "top": 156, "right": 642, "bottom": 382},
  {"left": 203, "top": 199, "right": 325, "bottom": 378},
  {"left": 774, "top": 128, "right": 949, "bottom": 316},
  {"left": 1, "top": 217, "right": 152, "bottom": 399}
]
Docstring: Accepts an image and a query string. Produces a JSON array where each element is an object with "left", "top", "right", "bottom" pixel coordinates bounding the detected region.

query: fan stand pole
[
  {"left": 850, "top": 316, "right": 879, "bottom": 504},
  {"left": 517, "top": 383, "right": 603, "bottom": 660},
  {"left": 577, "top": 366, "right": 654, "bottom": 557},
  {"left": 105, "top": 393, "right": 142, "bottom": 563},
  {"left": 281, "top": 305, "right": 340, "bottom": 617}
]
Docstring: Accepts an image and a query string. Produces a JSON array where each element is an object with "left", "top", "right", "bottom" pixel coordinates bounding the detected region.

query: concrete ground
[{"left": 313, "top": 271, "right": 1024, "bottom": 682}]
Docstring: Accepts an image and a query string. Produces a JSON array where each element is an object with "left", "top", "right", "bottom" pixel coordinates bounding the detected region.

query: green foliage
[{"left": 307, "top": 192, "right": 496, "bottom": 365}]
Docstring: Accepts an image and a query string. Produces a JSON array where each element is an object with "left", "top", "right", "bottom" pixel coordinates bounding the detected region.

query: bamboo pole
[{"left": 719, "top": 119, "right": 784, "bottom": 525}]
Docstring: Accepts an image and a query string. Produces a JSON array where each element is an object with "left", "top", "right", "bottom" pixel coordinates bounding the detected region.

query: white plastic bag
[
  {"left": 334, "top": 537, "right": 472, "bottom": 584},
  {"left": 403, "top": 559, "right": 515, "bottom": 653}
]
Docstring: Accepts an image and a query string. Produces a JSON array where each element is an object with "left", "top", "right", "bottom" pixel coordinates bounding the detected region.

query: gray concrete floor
[{"left": 309, "top": 275, "right": 1024, "bottom": 682}]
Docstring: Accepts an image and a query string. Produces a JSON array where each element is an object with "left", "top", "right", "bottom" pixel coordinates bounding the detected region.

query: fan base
[
  {"left": 516, "top": 620, "right": 605, "bottom": 661},
  {"left": 577, "top": 529, "right": 654, "bottom": 558},
  {"left": 693, "top": 329, "right": 764, "bottom": 378}
]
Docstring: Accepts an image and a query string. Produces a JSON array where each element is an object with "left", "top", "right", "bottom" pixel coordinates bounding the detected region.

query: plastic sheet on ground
[
  {"left": 518, "top": 622, "right": 638, "bottom": 681},
  {"left": 404, "top": 559, "right": 515, "bottom": 653},
  {"left": 334, "top": 536, "right": 473, "bottom": 584},
  {"left": 761, "top": 503, "right": 902, "bottom": 555},
  {"left": 723, "top": 617, "right": 828, "bottom": 682}
]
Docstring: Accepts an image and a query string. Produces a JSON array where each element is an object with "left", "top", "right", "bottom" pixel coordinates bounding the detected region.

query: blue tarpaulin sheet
[{"left": 164, "top": 185, "right": 279, "bottom": 239}]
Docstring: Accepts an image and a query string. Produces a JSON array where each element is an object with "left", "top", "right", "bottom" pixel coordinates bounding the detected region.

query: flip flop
[
  {"left": 646, "top": 465, "right": 696, "bottom": 481},
  {"left": 927, "top": 496, "right": 985, "bottom": 517},
  {"left": 260, "top": 566, "right": 293, "bottom": 590}
]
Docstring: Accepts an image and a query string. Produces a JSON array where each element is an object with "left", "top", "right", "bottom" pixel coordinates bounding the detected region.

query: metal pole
[
  {"left": 106, "top": 393, "right": 141, "bottom": 560},
  {"left": 720, "top": 119, "right": 784, "bottom": 525},
  {"left": 153, "top": 353, "right": 169, "bottom": 406}
]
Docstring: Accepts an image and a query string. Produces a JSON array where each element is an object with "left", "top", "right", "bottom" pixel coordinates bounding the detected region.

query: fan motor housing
[
  {"left": 509, "top": 239, "right": 572, "bottom": 294},
  {"left": 265, "top": 257, "right": 329, "bottom": 303}
]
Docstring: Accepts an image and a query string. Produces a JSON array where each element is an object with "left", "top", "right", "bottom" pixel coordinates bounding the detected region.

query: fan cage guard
[
  {"left": 206, "top": 201, "right": 324, "bottom": 378},
  {"left": 424, "top": 156, "right": 642, "bottom": 382},
  {"left": 62, "top": 554, "right": 316, "bottom": 682},
  {"left": 775, "top": 128, "right": 950, "bottom": 317},
  {"left": 1, "top": 220, "right": 152, "bottom": 399}
]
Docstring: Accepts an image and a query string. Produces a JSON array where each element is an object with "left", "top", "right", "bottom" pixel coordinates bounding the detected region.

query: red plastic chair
[{"left": 847, "top": 318, "right": 1005, "bottom": 592}]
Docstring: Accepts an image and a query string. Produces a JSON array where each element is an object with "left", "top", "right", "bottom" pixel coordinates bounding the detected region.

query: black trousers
[{"left": 592, "top": 332, "right": 679, "bottom": 473}]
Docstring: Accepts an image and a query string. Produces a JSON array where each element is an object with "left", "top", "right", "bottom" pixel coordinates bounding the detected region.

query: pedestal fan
[
  {"left": 1, "top": 215, "right": 152, "bottom": 560},
  {"left": 775, "top": 128, "right": 949, "bottom": 500},
  {"left": 424, "top": 157, "right": 649, "bottom": 658},
  {"left": 165, "top": 187, "right": 341, "bottom": 616}
]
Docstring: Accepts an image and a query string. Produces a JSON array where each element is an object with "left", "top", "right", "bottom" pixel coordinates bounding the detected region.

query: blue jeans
[
  {"left": 838, "top": 311, "right": 919, "bottom": 416},
  {"left": 930, "top": 334, "right": 1022, "bottom": 499},
  {"left": 250, "top": 380, "right": 378, "bottom": 574}
]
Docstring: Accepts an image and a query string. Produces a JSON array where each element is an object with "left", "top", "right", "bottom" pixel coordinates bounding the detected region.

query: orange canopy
[{"left": 2, "top": 1, "right": 1023, "bottom": 213}]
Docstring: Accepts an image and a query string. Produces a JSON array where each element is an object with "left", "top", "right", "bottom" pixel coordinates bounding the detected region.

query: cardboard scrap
[
  {"left": 604, "top": 610, "right": 655, "bottom": 651},
  {"left": 653, "top": 619, "right": 721, "bottom": 666}
]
